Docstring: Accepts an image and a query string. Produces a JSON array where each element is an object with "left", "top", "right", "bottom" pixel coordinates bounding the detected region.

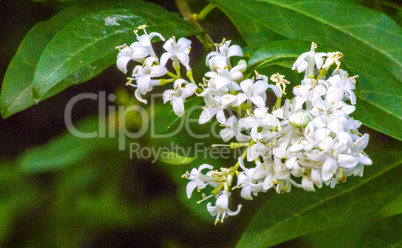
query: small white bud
[{"left": 289, "top": 112, "right": 310, "bottom": 128}]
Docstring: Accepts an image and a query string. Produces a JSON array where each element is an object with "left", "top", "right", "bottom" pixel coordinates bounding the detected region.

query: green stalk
[
  {"left": 198, "top": 3, "right": 216, "bottom": 21},
  {"left": 175, "top": 0, "right": 215, "bottom": 51}
]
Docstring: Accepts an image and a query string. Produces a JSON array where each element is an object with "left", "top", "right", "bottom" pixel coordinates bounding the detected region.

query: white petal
[
  {"left": 267, "top": 85, "right": 282, "bottom": 98},
  {"left": 186, "top": 181, "right": 198, "bottom": 198},
  {"left": 326, "top": 87, "right": 343, "bottom": 104},
  {"left": 311, "top": 169, "right": 322, "bottom": 188},
  {"left": 240, "top": 79, "right": 253, "bottom": 94},
  {"left": 227, "top": 45, "right": 243, "bottom": 58},
  {"left": 328, "top": 119, "right": 344, "bottom": 134},
  {"left": 177, "top": 37, "right": 192, "bottom": 51},
  {"left": 250, "top": 96, "right": 266, "bottom": 108},
  {"left": 134, "top": 89, "right": 147, "bottom": 104},
  {"left": 322, "top": 157, "right": 337, "bottom": 181},
  {"left": 233, "top": 93, "right": 248, "bottom": 106},
  {"left": 148, "top": 32, "right": 165, "bottom": 42},
  {"left": 357, "top": 153, "right": 372, "bottom": 165},
  {"left": 176, "top": 52, "right": 190, "bottom": 67},
  {"left": 285, "top": 157, "right": 298, "bottom": 169},
  {"left": 199, "top": 107, "right": 217, "bottom": 124},
  {"left": 216, "top": 110, "right": 226, "bottom": 124},
  {"left": 305, "top": 150, "right": 327, "bottom": 161},
  {"left": 176, "top": 38, "right": 191, "bottom": 52},
  {"left": 182, "top": 83, "right": 197, "bottom": 98},
  {"left": 253, "top": 80, "right": 269, "bottom": 95},
  {"left": 297, "top": 60, "right": 309, "bottom": 73},
  {"left": 160, "top": 53, "right": 172, "bottom": 67},
  {"left": 216, "top": 193, "right": 229, "bottom": 209},
  {"left": 227, "top": 204, "right": 242, "bottom": 216},
  {"left": 220, "top": 128, "right": 234, "bottom": 142},
  {"left": 150, "top": 65, "right": 167, "bottom": 77},
  {"left": 241, "top": 186, "right": 253, "bottom": 200},
  {"left": 338, "top": 154, "right": 358, "bottom": 168},
  {"left": 137, "top": 75, "right": 152, "bottom": 95},
  {"left": 162, "top": 38, "right": 175, "bottom": 52},
  {"left": 172, "top": 97, "right": 185, "bottom": 116},
  {"left": 302, "top": 176, "right": 315, "bottom": 192},
  {"left": 116, "top": 56, "right": 132, "bottom": 74},
  {"left": 131, "top": 46, "right": 149, "bottom": 59},
  {"left": 163, "top": 89, "right": 175, "bottom": 103},
  {"left": 221, "top": 94, "right": 236, "bottom": 106},
  {"left": 355, "top": 134, "right": 369, "bottom": 150}
]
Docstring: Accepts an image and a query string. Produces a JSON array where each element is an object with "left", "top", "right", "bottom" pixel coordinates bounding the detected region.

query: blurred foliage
[{"left": 0, "top": 0, "right": 401, "bottom": 247}]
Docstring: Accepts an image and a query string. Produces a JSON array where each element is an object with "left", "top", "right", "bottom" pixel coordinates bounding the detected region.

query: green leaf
[
  {"left": 248, "top": 40, "right": 402, "bottom": 140},
  {"left": 1, "top": 6, "right": 91, "bottom": 118},
  {"left": 357, "top": 215, "right": 402, "bottom": 248},
  {"left": 19, "top": 116, "right": 118, "bottom": 173},
  {"left": 377, "top": 193, "right": 402, "bottom": 219},
  {"left": 32, "top": 1, "right": 202, "bottom": 102},
  {"left": 159, "top": 152, "right": 195, "bottom": 165},
  {"left": 236, "top": 150, "right": 402, "bottom": 248},
  {"left": 0, "top": 162, "right": 40, "bottom": 243},
  {"left": 212, "top": 0, "right": 402, "bottom": 82},
  {"left": 217, "top": 7, "right": 285, "bottom": 46}
]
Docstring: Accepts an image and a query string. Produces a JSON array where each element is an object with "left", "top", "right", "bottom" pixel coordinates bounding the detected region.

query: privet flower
[{"left": 115, "top": 30, "right": 372, "bottom": 224}]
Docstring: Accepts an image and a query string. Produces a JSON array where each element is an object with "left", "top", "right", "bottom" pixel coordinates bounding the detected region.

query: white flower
[
  {"left": 199, "top": 94, "right": 236, "bottom": 124},
  {"left": 352, "top": 134, "right": 372, "bottom": 166},
  {"left": 183, "top": 164, "right": 216, "bottom": 199},
  {"left": 219, "top": 116, "right": 250, "bottom": 142},
  {"left": 322, "top": 52, "right": 343, "bottom": 71},
  {"left": 207, "top": 192, "right": 242, "bottom": 224},
  {"left": 237, "top": 157, "right": 263, "bottom": 200},
  {"left": 163, "top": 79, "right": 197, "bottom": 116},
  {"left": 234, "top": 79, "right": 270, "bottom": 108},
  {"left": 160, "top": 37, "right": 192, "bottom": 70},
  {"left": 292, "top": 42, "right": 327, "bottom": 78},
  {"left": 326, "top": 69, "right": 357, "bottom": 105},
  {"left": 247, "top": 142, "right": 273, "bottom": 161},
  {"left": 245, "top": 108, "right": 281, "bottom": 140},
  {"left": 133, "top": 57, "right": 167, "bottom": 95},
  {"left": 134, "top": 25, "right": 165, "bottom": 58},
  {"left": 116, "top": 42, "right": 149, "bottom": 74},
  {"left": 204, "top": 60, "right": 245, "bottom": 92},
  {"left": 206, "top": 39, "right": 243, "bottom": 69}
]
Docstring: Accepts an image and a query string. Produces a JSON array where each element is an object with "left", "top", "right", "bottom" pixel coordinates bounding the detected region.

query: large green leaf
[
  {"left": 32, "top": 1, "right": 201, "bottom": 102},
  {"left": 248, "top": 40, "right": 402, "bottom": 140},
  {"left": 212, "top": 0, "right": 402, "bottom": 83},
  {"left": 235, "top": 150, "right": 401, "bottom": 248},
  {"left": 0, "top": 6, "right": 91, "bottom": 118}
]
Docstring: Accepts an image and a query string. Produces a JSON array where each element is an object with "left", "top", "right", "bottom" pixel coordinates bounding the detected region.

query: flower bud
[{"left": 289, "top": 112, "right": 310, "bottom": 128}]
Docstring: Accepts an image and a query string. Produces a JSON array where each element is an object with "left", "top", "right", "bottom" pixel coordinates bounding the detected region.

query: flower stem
[
  {"left": 234, "top": 140, "right": 255, "bottom": 170},
  {"left": 198, "top": 3, "right": 216, "bottom": 21},
  {"left": 316, "top": 69, "right": 327, "bottom": 81},
  {"left": 175, "top": 0, "right": 215, "bottom": 51},
  {"left": 167, "top": 71, "right": 179, "bottom": 79},
  {"left": 273, "top": 97, "right": 282, "bottom": 110}
]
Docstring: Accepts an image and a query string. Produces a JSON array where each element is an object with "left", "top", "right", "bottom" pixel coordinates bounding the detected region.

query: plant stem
[
  {"left": 234, "top": 140, "right": 255, "bottom": 170},
  {"left": 198, "top": 3, "right": 216, "bottom": 21},
  {"left": 175, "top": 0, "right": 215, "bottom": 51},
  {"left": 167, "top": 71, "right": 179, "bottom": 79}
]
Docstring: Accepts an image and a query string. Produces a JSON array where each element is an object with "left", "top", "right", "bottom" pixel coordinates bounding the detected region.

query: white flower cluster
[
  {"left": 116, "top": 29, "right": 372, "bottom": 225},
  {"left": 182, "top": 42, "right": 372, "bottom": 224},
  {"left": 116, "top": 25, "right": 197, "bottom": 115}
]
